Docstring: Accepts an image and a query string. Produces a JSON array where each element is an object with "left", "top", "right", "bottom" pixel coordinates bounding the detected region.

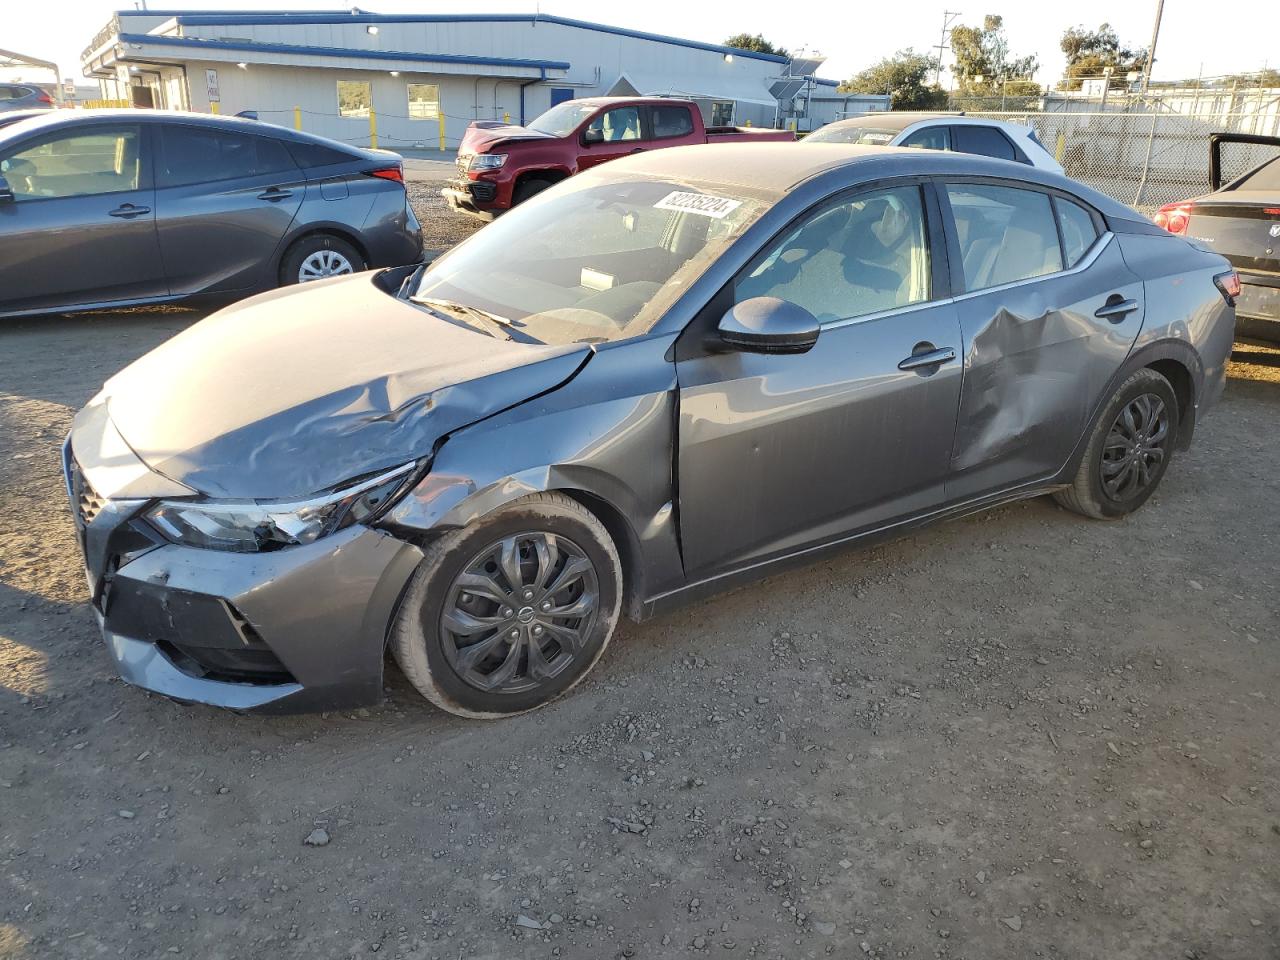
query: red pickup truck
[{"left": 442, "top": 97, "right": 794, "bottom": 218}]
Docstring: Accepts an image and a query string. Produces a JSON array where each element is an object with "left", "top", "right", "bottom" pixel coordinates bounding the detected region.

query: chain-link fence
[{"left": 968, "top": 108, "right": 1280, "bottom": 214}]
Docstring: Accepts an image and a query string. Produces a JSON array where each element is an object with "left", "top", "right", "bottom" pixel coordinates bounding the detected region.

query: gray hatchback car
[
  {"left": 64, "top": 143, "right": 1237, "bottom": 717},
  {"left": 0, "top": 110, "right": 422, "bottom": 318}
]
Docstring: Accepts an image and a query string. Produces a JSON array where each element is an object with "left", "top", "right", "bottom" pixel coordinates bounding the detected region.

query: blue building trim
[
  {"left": 116, "top": 33, "right": 571, "bottom": 71},
  {"left": 118, "top": 9, "right": 791, "bottom": 65}
]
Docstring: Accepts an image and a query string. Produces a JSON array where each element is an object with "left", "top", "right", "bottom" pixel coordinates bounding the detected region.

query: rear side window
[
  {"left": 651, "top": 104, "right": 694, "bottom": 140},
  {"left": 158, "top": 126, "right": 297, "bottom": 187},
  {"left": 899, "top": 126, "right": 949, "bottom": 151},
  {"left": 286, "top": 138, "right": 356, "bottom": 169},
  {"left": 952, "top": 125, "right": 1017, "bottom": 162},
  {"left": 947, "top": 184, "right": 1063, "bottom": 291},
  {"left": 1055, "top": 197, "right": 1100, "bottom": 267}
]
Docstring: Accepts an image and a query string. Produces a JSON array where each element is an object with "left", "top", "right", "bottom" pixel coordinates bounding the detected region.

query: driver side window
[
  {"left": 734, "top": 185, "right": 931, "bottom": 324},
  {"left": 0, "top": 126, "right": 143, "bottom": 200},
  {"left": 586, "top": 107, "right": 643, "bottom": 143}
]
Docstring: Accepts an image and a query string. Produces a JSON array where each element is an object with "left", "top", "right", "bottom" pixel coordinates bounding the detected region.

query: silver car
[
  {"left": 64, "top": 143, "right": 1236, "bottom": 717},
  {"left": 0, "top": 110, "right": 423, "bottom": 318}
]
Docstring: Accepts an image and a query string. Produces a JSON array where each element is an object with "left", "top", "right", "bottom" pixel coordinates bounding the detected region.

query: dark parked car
[
  {"left": 64, "top": 144, "right": 1236, "bottom": 717},
  {"left": 0, "top": 110, "right": 423, "bottom": 318},
  {"left": 0, "top": 83, "right": 54, "bottom": 112},
  {"left": 1154, "top": 131, "right": 1280, "bottom": 341}
]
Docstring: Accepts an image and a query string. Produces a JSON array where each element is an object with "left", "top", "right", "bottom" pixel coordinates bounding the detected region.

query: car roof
[
  {"left": 823, "top": 113, "right": 964, "bottom": 133},
  {"left": 0, "top": 108, "right": 383, "bottom": 159},
  {"left": 612, "top": 141, "right": 1141, "bottom": 219}
]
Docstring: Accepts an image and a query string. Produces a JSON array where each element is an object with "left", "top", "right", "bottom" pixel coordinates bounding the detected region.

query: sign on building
[{"left": 206, "top": 68, "right": 220, "bottom": 102}]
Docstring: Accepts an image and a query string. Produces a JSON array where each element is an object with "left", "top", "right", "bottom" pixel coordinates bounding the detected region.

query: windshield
[
  {"left": 806, "top": 124, "right": 898, "bottom": 146},
  {"left": 528, "top": 101, "right": 599, "bottom": 137},
  {"left": 410, "top": 171, "right": 775, "bottom": 345}
]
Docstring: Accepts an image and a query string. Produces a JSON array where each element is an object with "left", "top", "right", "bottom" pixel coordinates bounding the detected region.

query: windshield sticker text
[{"left": 654, "top": 191, "right": 743, "bottom": 219}]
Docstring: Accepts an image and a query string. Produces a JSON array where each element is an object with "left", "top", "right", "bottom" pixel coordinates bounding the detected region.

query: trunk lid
[{"left": 1185, "top": 193, "right": 1280, "bottom": 275}]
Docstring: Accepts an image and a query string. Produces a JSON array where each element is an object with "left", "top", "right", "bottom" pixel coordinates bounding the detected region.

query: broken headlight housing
[
  {"left": 468, "top": 153, "right": 506, "bottom": 171},
  {"left": 144, "top": 464, "right": 418, "bottom": 553}
]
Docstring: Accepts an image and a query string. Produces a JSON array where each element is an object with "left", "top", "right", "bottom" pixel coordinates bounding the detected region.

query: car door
[
  {"left": 675, "top": 182, "right": 964, "bottom": 575},
  {"left": 0, "top": 122, "right": 165, "bottom": 314},
  {"left": 577, "top": 105, "right": 648, "bottom": 171},
  {"left": 153, "top": 122, "right": 305, "bottom": 295},
  {"left": 941, "top": 180, "right": 1145, "bottom": 500}
]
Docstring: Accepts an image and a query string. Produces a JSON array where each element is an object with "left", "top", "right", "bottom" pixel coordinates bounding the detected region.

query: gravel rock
[{"left": 303, "top": 828, "right": 330, "bottom": 847}]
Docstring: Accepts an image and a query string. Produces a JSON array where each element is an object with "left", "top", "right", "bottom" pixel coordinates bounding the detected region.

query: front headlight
[
  {"left": 468, "top": 153, "right": 506, "bottom": 171},
  {"left": 145, "top": 463, "right": 418, "bottom": 553}
]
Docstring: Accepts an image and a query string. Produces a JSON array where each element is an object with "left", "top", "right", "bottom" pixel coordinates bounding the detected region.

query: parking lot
[{"left": 0, "top": 164, "right": 1275, "bottom": 957}]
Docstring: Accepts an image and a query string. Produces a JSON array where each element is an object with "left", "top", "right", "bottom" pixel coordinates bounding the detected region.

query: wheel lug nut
[
  {"left": 533, "top": 625, "right": 544, "bottom": 636},
  {"left": 540, "top": 601, "right": 552, "bottom": 612},
  {"left": 509, "top": 629, "right": 519, "bottom": 639},
  {"left": 522, "top": 589, "right": 534, "bottom": 600},
  {"left": 501, "top": 607, "right": 513, "bottom": 617}
]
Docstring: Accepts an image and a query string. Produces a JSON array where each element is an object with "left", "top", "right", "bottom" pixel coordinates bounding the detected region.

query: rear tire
[
  {"left": 1054, "top": 368, "right": 1180, "bottom": 520},
  {"left": 279, "top": 234, "right": 365, "bottom": 286},
  {"left": 390, "top": 492, "right": 622, "bottom": 719},
  {"left": 511, "top": 177, "right": 554, "bottom": 207}
]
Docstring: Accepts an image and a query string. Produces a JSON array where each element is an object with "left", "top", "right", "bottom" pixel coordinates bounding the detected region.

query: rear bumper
[{"left": 1236, "top": 272, "right": 1280, "bottom": 340}]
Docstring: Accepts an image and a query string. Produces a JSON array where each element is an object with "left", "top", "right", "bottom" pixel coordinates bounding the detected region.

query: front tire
[
  {"left": 390, "top": 492, "right": 622, "bottom": 718},
  {"left": 1054, "top": 368, "right": 1180, "bottom": 520},
  {"left": 511, "top": 177, "right": 554, "bottom": 207}
]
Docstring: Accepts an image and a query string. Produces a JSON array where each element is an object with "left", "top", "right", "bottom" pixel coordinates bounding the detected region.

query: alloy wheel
[
  {"left": 297, "top": 249, "right": 354, "bottom": 282},
  {"left": 1100, "top": 392, "right": 1169, "bottom": 501},
  {"left": 439, "top": 532, "right": 601, "bottom": 695}
]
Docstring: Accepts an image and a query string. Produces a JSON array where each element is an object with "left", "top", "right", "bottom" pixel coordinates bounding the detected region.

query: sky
[{"left": 4, "top": 0, "right": 1276, "bottom": 89}]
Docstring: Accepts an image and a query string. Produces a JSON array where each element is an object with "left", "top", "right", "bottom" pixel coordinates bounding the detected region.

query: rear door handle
[
  {"left": 1095, "top": 296, "right": 1140, "bottom": 321},
  {"left": 108, "top": 203, "right": 150, "bottom": 218},
  {"left": 898, "top": 346, "right": 956, "bottom": 371},
  {"left": 257, "top": 188, "right": 294, "bottom": 202}
]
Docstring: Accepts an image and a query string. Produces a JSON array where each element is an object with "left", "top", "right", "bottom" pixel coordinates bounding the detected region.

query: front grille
[
  {"left": 69, "top": 459, "right": 106, "bottom": 527},
  {"left": 455, "top": 152, "right": 472, "bottom": 176}
]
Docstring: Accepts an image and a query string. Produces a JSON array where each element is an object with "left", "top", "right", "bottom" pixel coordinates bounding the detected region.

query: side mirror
[
  {"left": 0, "top": 176, "right": 13, "bottom": 203},
  {"left": 582, "top": 127, "right": 604, "bottom": 146},
  {"left": 717, "top": 297, "right": 820, "bottom": 355}
]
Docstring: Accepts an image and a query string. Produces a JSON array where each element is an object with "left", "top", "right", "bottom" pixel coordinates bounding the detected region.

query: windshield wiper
[{"left": 408, "top": 296, "right": 514, "bottom": 341}]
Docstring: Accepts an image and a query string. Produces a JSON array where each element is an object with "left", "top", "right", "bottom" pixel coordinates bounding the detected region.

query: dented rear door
[{"left": 942, "top": 182, "right": 1144, "bottom": 500}]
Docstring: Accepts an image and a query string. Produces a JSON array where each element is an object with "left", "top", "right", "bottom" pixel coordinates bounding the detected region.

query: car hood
[
  {"left": 98, "top": 274, "right": 590, "bottom": 499},
  {"left": 459, "top": 120, "right": 556, "bottom": 154}
]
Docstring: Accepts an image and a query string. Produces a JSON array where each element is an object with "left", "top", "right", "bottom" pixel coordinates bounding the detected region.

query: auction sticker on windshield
[{"left": 654, "top": 191, "right": 743, "bottom": 219}]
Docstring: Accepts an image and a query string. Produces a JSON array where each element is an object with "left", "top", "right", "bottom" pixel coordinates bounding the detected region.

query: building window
[
  {"left": 407, "top": 83, "right": 440, "bottom": 120},
  {"left": 337, "top": 80, "right": 372, "bottom": 118},
  {"left": 710, "top": 101, "right": 735, "bottom": 127}
]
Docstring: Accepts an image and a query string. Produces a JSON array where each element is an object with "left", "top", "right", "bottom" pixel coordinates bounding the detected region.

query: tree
[
  {"left": 722, "top": 33, "right": 789, "bottom": 59},
  {"left": 1059, "top": 23, "right": 1147, "bottom": 91},
  {"left": 839, "top": 49, "right": 949, "bottom": 110},
  {"left": 950, "top": 14, "right": 1038, "bottom": 94}
]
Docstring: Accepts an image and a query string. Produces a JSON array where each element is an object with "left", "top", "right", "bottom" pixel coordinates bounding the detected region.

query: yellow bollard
[
  {"left": 209, "top": 101, "right": 220, "bottom": 114},
  {"left": 294, "top": 106, "right": 302, "bottom": 130},
  {"left": 1055, "top": 130, "right": 1066, "bottom": 164},
  {"left": 438, "top": 118, "right": 446, "bottom": 152},
  {"left": 745, "top": 119, "right": 752, "bottom": 127},
  {"left": 503, "top": 111, "right": 510, "bottom": 124},
  {"left": 369, "top": 108, "right": 377, "bottom": 149}
]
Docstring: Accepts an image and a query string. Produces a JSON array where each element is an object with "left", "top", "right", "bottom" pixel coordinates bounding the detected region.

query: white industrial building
[{"left": 81, "top": 10, "right": 886, "bottom": 150}]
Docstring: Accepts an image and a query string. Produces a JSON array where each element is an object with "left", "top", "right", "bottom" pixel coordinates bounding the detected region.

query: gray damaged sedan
[{"left": 65, "top": 143, "right": 1238, "bottom": 717}]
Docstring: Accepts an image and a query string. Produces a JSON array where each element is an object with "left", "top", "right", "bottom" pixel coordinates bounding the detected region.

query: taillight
[
  {"left": 1213, "top": 270, "right": 1241, "bottom": 306},
  {"left": 1153, "top": 201, "right": 1193, "bottom": 236},
  {"left": 366, "top": 166, "right": 403, "bottom": 183},
  {"left": 36, "top": 91, "right": 53, "bottom": 104}
]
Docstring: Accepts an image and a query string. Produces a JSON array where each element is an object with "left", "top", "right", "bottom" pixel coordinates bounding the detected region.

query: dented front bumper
[{"left": 65, "top": 412, "right": 424, "bottom": 714}]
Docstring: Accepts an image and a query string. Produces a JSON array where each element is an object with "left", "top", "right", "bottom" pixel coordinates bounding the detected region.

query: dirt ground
[{"left": 1, "top": 187, "right": 1279, "bottom": 959}]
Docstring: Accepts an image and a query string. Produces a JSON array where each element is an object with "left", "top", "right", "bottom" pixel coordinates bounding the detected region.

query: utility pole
[
  {"left": 934, "top": 10, "right": 962, "bottom": 88},
  {"left": 1139, "top": 0, "right": 1164, "bottom": 96}
]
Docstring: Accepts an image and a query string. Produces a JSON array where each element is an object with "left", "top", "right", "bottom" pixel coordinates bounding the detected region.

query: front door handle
[
  {"left": 108, "top": 203, "right": 150, "bottom": 218},
  {"left": 257, "top": 188, "right": 294, "bottom": 202},
  {"left": 1095, "top": 296, "right": 1140, "bottom": 322},
  {"left": 898, "top": 345, "right": 956, "bottom": 371}
]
